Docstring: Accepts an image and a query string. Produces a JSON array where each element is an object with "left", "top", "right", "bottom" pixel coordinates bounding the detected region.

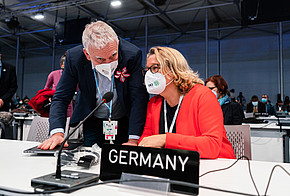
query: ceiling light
[
  {"left": 111, "top": 1, "right": 121, "bottom": 7},
  {"left": 34, "top": 12, "right": 44, "bottom": 20}
]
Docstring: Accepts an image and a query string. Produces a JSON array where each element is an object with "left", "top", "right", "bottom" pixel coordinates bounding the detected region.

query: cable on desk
[
  {"left": 0, "top": 178, "right": 258, "bottom": 196},
  {"left": 259, "top": 121, "right": 276, "bottom": 129},
  {"left": 199, "top": 156, "right": 260, "bottom": 196},
  {"left": 264, "top": 164, "right": 290, "bottom": 196}
]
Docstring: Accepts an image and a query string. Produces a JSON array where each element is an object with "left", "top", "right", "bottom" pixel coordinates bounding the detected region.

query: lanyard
[
  {"left": 93, "top": 69, "right": 114, "bottom": 119},
  {"left": 164, "top": 95, "right": 184, "bottom": 133},
  {"left": 0, "top": 61, "right": 2, "bottom": 79}
]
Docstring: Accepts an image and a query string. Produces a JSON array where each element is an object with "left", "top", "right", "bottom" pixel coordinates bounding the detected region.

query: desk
[
  {"left": 246, "top": 123, "right": 290, "bottom": 163},
  {"left": 0, "top": 139, "right": 289, "bottom": 196}
]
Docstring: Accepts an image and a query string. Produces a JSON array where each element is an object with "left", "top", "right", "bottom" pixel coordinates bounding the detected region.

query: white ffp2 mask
[
  {"left": 144, "top": 71, "right": 172, "bottom": 94},
  {"left": 93, "top": 60, "right": 118, "bottom": 80}
]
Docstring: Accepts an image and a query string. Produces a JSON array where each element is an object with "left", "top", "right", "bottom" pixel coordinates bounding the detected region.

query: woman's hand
[{"left": 138, "top": 134, "right": 166, "bottom": 148}]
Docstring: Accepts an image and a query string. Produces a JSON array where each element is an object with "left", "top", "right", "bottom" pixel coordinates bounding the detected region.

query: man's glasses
[{"left": 142, "top": 64, "right": 160, "bottom": 76}]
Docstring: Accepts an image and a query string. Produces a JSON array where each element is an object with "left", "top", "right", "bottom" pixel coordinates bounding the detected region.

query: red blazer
[{"left": 139, "top": 84, "right": 235, "bottom": 159}]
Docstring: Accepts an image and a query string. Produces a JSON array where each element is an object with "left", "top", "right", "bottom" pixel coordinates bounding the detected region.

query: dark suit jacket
[
  {"left": 221, "top": 102, "right": 244, "bottom": 125},
  {"left": 49, "top": 38, "right": 149, "bottom": 137},
  {"left": 0, "top": 63, "right": 18, "bottom": 111},
  {"left": 246, "top": 102, "right": 266, "bottom": 113}
]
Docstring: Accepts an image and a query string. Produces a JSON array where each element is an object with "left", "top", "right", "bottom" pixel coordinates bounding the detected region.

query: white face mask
[
  {"left": 144, "top": 71, "right": 172, "bottom": 94},
  {"left": 92, "top": 60, "right": 118, "bottom": 80}
]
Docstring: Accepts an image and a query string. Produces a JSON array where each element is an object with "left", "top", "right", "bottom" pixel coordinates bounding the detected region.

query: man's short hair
[
  {"left": 251, "top": 95, "right": 258, "bottom": 101},
  {"left": 262, "top": 94, "right": 268, "bottom": 98},
  {"left": 82, "top": 21, "right": 118, "bottom": 52}
]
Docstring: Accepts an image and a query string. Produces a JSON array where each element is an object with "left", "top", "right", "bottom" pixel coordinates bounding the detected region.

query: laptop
[{"left": 23, "top": 141, "right": 83, "bottom": 155}]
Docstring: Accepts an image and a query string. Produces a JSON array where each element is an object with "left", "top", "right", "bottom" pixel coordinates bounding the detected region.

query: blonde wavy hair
[{"left": 147, "top": 46, "right": 204, "bottom": 94}]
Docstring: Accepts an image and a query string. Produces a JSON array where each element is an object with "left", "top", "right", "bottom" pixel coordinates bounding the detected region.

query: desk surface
[
  {"left": 245, "top": 122, "right": 290, "bottom": 130},
  {"left": 0, "top": 139, "right": 290, "bottom": 196}
]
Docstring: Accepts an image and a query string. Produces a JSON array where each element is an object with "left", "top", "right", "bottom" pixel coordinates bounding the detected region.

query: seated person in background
[
  {"left": 138, "top": 46, "right": 235, "bottom": 159},
  {"left": 237, "top": 91, "right": 246, "bottom": 110},
  {"left": 246, "top": 95, "right": 266, "bottom": 114},
  {"left": 229, "top": 89, "right": 236, "bottom": 102},
  {"left": 276, "top": 100, "right": 286, "bottom": 112},
  {"left": 283, "top": 97, "right": 290, "bottom": 113},
  {"left": 18, "top": 96, "right": 32, "bottom": 110},
  {"left": 261, "top": 94, "right": 276, "bottom": 116},
  {"left": 205, "top": 75, "right": 244, "bottom": 125},
  {"left": 284, "top": 96, "right": 290, "bottom": 107},
  {"left": 11, "top": 96, "right": 20, "bottom": 109}
]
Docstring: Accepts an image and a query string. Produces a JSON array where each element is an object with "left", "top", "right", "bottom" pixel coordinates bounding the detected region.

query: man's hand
[
  {"left": 0, "top": 99, "right": 4, "bottom": 108},
  {"left": 37, "top": 132, "right": 68, "bottom": 150},
  {"left": 138, "top": 134, "right": 166, "bottom": 148},
  {"left": 122, "top": 139, "right": 138, "bottom": 146}
]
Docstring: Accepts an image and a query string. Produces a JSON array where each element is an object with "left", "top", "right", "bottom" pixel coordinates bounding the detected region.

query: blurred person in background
[
  {"left": 246, "top": 95, "right": 266, "bottom": 114},
  {"left": 205, "top": 75, "right": 244, "bottom": 125},
  {"left": 229, "top": 89, "right": 236, "bottom": 102},
  {"left": 0, "top": 47, "right": 18, "bottom": 112},
  {"left": 284, "top": 96, "right": 290, "bottom": 106},
  {"left": 44, "top": 54, "right": 73, "bottom": 117},
  {"left": 261, "top": 94, "right": 276, "bottom": 116},
  {"left": 237, "top": 92, "right": 246, "bottom": 110},
  {"left": 276, "top": 100, "right": 286, "bottom": 112}
]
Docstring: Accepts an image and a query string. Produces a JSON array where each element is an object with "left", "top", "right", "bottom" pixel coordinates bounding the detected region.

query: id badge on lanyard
[
  {"left": 103, "top": 120, "right": 118, "bottom": 143},
  {"left": 93, "top": 69, "right": 118, "bottom": 143}
]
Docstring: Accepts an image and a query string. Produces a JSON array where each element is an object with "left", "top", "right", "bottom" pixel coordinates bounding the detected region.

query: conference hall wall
[
  {"left": 5, "top": 30, "right": 290, "bottom": 105},
  {"left": 139, "top": 31, "right": 290, "bottom": 104}
]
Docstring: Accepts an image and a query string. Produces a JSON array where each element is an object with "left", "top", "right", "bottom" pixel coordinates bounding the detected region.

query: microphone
[
  {"left": 56, "top": 91, "right": 113, "bottom": 178},
  {"left": 31, "top": 92, "right": 114, "bottom": 190}
]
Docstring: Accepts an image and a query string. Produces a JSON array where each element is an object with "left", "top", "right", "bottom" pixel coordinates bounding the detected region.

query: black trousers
[{"left": 82, "top": 115, "right": 129, "bottom": 147}]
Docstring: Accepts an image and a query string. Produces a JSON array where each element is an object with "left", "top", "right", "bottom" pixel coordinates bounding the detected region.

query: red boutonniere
[{"left": 115, "top": 67, "right": 130, "bottom": 82}]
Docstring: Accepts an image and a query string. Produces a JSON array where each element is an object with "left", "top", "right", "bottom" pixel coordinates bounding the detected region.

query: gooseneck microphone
[
  {"left": 31, "top": 92, "right": 114, "bottom": 190},
  {"left": 56, "top": 91, "right": 114, "bottom": 179}
]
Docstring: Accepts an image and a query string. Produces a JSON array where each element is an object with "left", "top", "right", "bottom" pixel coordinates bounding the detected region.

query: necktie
[{"left": 254, "top": 106, "right": 257, "bottom": 113}]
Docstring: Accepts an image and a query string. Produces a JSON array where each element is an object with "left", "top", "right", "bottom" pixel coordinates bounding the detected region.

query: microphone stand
[
  {"left": 56, "top": 99, "right": 106, "bottom": 179},
  {"left": 31, "top": 92, "right": 114, "bottom": 190}
]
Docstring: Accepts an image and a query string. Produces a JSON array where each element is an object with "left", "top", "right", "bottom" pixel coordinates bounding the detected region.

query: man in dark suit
[
  {"left": 246, "top": 95, "right": 266, "bottom": 114},
  {"left": 39, "top": 21, "right": 148, "bottom": 149},
  {"left": 261, "top": 94, "right": 276, "bottom": 116},
  {"left": 0, "top": 48, "right": 18, "bottom": 112}
]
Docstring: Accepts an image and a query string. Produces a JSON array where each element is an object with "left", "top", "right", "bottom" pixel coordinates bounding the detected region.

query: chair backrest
[
  {"left": 224, "top": 125, "right": 252, "bottom": 160},
  {"left": 27, "top": 116, "right": 50, "bottom": 142},
  {"left": 27, "top": 116, "right": 71, "bottom": 143}
]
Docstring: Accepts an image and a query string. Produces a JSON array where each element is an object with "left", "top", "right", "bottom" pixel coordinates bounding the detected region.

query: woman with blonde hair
[{"left": 139, "top": 46, "right": 235, "bottom": 159}]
